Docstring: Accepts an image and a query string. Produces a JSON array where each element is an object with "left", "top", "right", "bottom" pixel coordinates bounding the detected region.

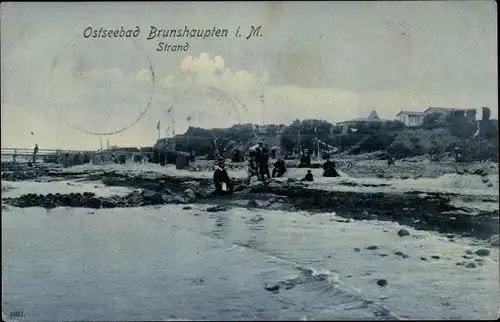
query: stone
[
  {"left": 354, "top": 248, "right": 361, "bottom": 252},
  {"left": 264, "top": 283, "right": 280, "bottom": 292},
  {"left": 247, "top": 199, "right": 259, "bottom": 207},
  {"left": 85, "top": 197, "right": 102, "bottom": 209},
  {"left": 489, "top": 234, "right": 499, "bottom": 247},
  {"left": 206, "top": 205, "right": 228, "bottom": 213},
  {"left": 268, "top": 181, "right": 282, "bottom": 189},
  {"left": 465, "top": 262, "right": 477, "bottom": 269},
  {"left": 161, "top": 194, "right": 174, "bottom": 204},
  {"left": 366, "top": 245, "right": 379, "bottom": 250},
  {"left": 182, "top": 189, "right": 197, "bottom": 203},
  {"left": 141, "top": 190, "right": 163, "bottom": 205},
  {"left": 101, "top": 200, "right": 117, "bottom": 208},
  {"left": 397, "top": 229, "right": 410, "bottom": 237},
  {"left": 431, "top": 255, "right": 440, "bottom": 260},
  {"left": 376, "top": 279, "right": 388, "bottom": 287},
  {"left": 182, "top": 206, "right": 192, "bottom": 210},
  {"left": 474, "top": 249, "right": 490, "bottom": 257}
]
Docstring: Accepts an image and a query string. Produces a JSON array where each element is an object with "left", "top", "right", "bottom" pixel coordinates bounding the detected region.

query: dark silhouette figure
[
  {"left": 213, "top": 162, "right": 233, "bottom": 195},
  {"left": 272, "top": 157, "right": 287, "bottom": 178},
  {"left": 255, "top": 142, "right": 270, "bottom": 180},
  {"left": 301, "top": 170, "right": 314, "bottom": 182},
  {"left": 298, "top": 150, "right": 311, "bottom": 168},
  {"left": 323, "top": 159, "right": 340, "bottom": 177},
  {"left": 33, "top": 144, "right": 39, "bottom": 163}
]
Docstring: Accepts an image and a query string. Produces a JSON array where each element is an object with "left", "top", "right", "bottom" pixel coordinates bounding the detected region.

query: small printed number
[{"left": 9, "top": 311, "right": 25, "bottom": 318}]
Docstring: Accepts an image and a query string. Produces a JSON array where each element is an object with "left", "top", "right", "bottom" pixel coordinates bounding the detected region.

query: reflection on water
[{"left": 2, "top": 205, "right": 499, "bottom": 321}]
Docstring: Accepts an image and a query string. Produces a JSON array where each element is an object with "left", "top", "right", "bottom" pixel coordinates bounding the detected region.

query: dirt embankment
[{"left": 2, "top": 166, "right": 499, "bottom": 241}]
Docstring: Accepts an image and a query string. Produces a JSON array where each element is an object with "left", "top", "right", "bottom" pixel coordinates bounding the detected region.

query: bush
[{"left": 446, "top": 121, "right": 478, "bottom": 139}]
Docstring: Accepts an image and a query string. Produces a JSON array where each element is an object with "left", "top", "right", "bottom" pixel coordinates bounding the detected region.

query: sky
[{"left": 1, "top": 1, "right": 497, "bottom": 150}]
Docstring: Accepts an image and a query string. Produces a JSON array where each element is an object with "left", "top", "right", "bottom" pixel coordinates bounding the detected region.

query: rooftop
[{"left": 396, "top": 111, "right": 426, "bottom": 117}]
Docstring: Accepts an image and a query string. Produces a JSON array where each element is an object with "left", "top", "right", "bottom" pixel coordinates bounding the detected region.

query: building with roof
[
  {"left": 396, "top": 111, "right": 427, "bottom": 127},
  {"left": 335, "top": 110, "right": 390, "bottom": 135},
  {"left": 424, "top": 107, "right": 477, "bottom": 122}
]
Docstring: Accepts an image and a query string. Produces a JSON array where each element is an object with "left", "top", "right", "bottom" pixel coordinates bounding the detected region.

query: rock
[
  {"left": 206, "top": 205, "right": 228, "bottom": 213},
  {"left": 431, "top": 255, "right": 440, "bottom": 260},
  {"left": 172, "top": 195, "right": 188, "bottom": 204},
  {"left": 394, "top": 251, "right": 410, "bottom": 258},
  {"left": 101, "top": 200, "right": 116, "bottom": 208},
  {"left": 397, "top": 229, "right": 410, "bottom": 237},
  {"left": 474, "top": 258, "right": 483, "bottom": 263},
  {"left": 183, "top": 206, "right": 192, "bottom": 210},
  {"left": 489, "top": 234, "right": 499, "bottom": 247},
  {"left": 83, "top": 192, "right": 96, "bottom": 198},
  {"left": 142, "top": 190, "right": 164, "bottom": 205},
  {"left": 366, "top": 245, "right": 379, "bottom": 250},
  {"left": 465, "top": 249, "right": 474, "bottom": 255},
  {"left": 247, "top": 199, "right": 259, "bottom": 207},
  {"left": 472, "top": 169, "right": 487, "bottom": 177},
  {"left": 162, "top": 188, "right": 173, "bottom": 195},
  {"left": 84, "top": 197, "right": 101, "bottom": 209},
  {"left": 162, "top": 194, "right": 174, "bottom": 204},
  {"left": 268, "top": 181, "right": 282, "bottom": 189},
  {"left": 354, "top": 248, "right": 361, "bottom": 252},
  {"left": 264, "top": 283, "right": 280, "bottom": 292},
  {"left": 420, "top": 257, "right": 427, "bottom": 261},
  {"left": 474, "top": 249, "right": 490, "bottom": 257},
  {"left": 376, "top": 279, "right": 388, "bottom": 287},
  {"left": 181, "top": 181, "right": 200, "bottom": 191},
  {"left": 182, "top": 189, "right": 197, "bottom": 203},
  {"left": 462, "top": 255, "right": 473, "bottom": 259},
  {"left": 465, "top": 262, "right": 477, "bottom": 268}
]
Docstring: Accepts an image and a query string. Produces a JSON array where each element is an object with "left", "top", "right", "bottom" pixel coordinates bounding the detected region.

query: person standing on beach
[
  {"left": 33, "top": 144, "right": 39, "bottom": 163},
  {"left": 255, "top": 142, "right": 270, "bottom": 181}
]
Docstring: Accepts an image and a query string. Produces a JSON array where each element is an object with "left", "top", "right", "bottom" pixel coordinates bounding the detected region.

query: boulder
[
  {"left": 182, "top": 189, "right": 197, "bottom": 203},
  {"left": 101, "top": 200, "right": 117, "bottom": 208},
  {"left": 206, "top": 205, "right": 228, "bottom": 212},
  {"left": 489, "top": 234, "right": 499, "bottom": 247},
  {"left": 474, "top": 248, "right": 490, "bottom": 257},
  {"left": 397, "top": 228, "right": 410, "bottom": 237},
  {"left": 141, "top": 190, "right": 163, "bottom": 205},
  {"left": 376, "top": 279, "right": 388, "bottom": 287},
  {"left": 85, "top": 197, "right": 102, "bottom": 209}
]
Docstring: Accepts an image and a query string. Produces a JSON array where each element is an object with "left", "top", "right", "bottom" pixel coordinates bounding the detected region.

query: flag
[{"left": 156, "top": 121, "right": 160, "bottom": 130}]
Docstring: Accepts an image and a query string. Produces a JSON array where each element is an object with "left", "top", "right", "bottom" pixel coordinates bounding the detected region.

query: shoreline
[{"left": 2, "top": 161, "right": 498, "bottom": 241}]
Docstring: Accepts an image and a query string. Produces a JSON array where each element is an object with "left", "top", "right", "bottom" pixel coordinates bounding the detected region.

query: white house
[{"left": 396, "top": 111, "right": 426, "bottom": 127}]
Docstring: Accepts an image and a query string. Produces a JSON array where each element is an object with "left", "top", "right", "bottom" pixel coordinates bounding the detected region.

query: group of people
[
  {"left": 212, "top": 143, "right": 344, "bottom": 196},
  {"left": 246, "top": 142, "right": 288, "bottom": 182}
]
